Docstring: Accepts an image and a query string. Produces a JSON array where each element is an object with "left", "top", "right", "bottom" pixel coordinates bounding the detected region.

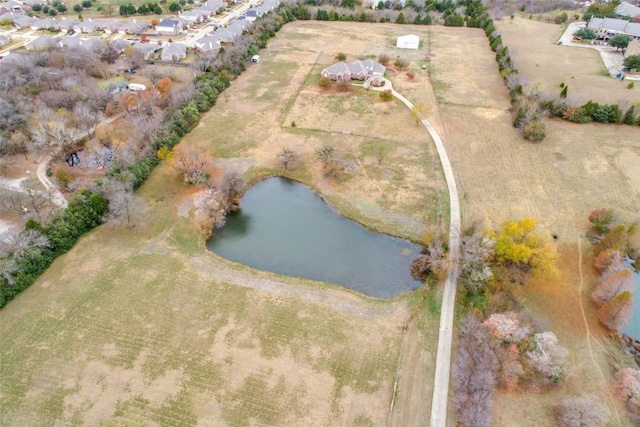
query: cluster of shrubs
[
  {"left": 541, "top": 99, "right": 640, "bottom": 125},
  {"left": 0, "top": 190, "right": 108, "bottom": 308}
]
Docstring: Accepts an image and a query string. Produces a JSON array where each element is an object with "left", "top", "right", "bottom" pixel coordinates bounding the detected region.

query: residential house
[
  {"left": 58, "top": 18, "right": 79, "bottom": 32},
  {"left": 31, "top": 17, "right": 60, "bottom": 31},
  {"left": 102, "top": 20, "right": 121, "bottom": 34},
  {"left": 254, "top": 0, "right": 280, "bottom": 16},
  {"left": 198, "top": 0, "right": 224, "bottom": 15},
  {"left": 156, "top": 18, "right": 182, "bottom": 35},
  {"left": 2, "top": 0, "right": 24, "bottom": 12},
  {"left": 397, "top": 34, "right": 419, "bottom": 49},
  {"left": 616, "top": 1, "right": 640, "bottom": 19},
  {"left": 321, "top": 59, "right": 386, "bottom": 86},
  {"left": 161, "top": 42, "right": 186, "bottom": 61},
  {"left": 244, "top": 9, "right": 257, "bottom": 22},
  {"left": 194, "top": 35, "right": 220, "bottom": 54},
  {"left": 588, "top": 17, "right": 640, "bottom": 41},
  {"left": 0, "top": 34, "right": 10, "bottom": 47},
  {"left": 26, "top": 34, "right": 56, "bottom": 51},
  {"left": 74, "top": 19, "right": 103, "bottom": 33},
  {"left": 132, "top": 42, "right": 159, "bottom": 59},
  {"left": 9, "top": 13, "right": 38, "bottom": 29},
  {"left": 179, "top": 10, "right": 203, "bottom": 23},
  {"left": 21, "top": 0, "right": 42, "bottom": 6},
  {"left": 118, "top": 20, "right": 149, "bottom": 35}
]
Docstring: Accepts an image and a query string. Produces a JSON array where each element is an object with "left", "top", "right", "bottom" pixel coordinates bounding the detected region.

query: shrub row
[{"left": 1, "top": 190, "right": 108, "bottom": 308}]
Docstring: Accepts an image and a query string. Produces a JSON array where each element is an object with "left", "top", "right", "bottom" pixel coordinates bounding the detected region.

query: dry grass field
[
  {"left": 0, "top": 21, "right": 445, "bottom": 426},
  {"left": 427, "top": 23, "right": 638, "bottom": 426},
  {"left": 495, "top": 16, "right": 637, "bottom": 105}
]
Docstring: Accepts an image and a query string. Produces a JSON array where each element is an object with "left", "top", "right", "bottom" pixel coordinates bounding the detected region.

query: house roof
[
  {"left": 157, "top": 18, "right": 179, "bottom": 27},
  {"left": 245, "top": 9, "right": 257, "bottom": 17},
  {"left": 162, "top": 42, "right": 186, "bottom": 56},
  {"left": 324, "top": 62, "right": 350, "bottom": 75},
  {"left": 74, "top": 20, "right": 102, "bottom": 31},
  {"left": 602, "top": 17, "right": 630, "bottom": 31},
  {"left": 27, "top": 34, "right": 56, "bottom": 50},
  {"left": 132, "top": 43, "right": 158, "bottom": 55},
  {"left": 194, "top": 35, "right": 221, "bottom": 51},
  {"left": 626, "top": 22, "right": 640, "bottom": 36},
  {"left": 33, "top": 17, "right": 59, "bottom": 29},
  {"left": 58, "top": 18, "right": 79, "bottom": 28},
  {"left": 119, "top": 21, "right": 148, "bottom": 33},
  {"left": 588, "top": 17, "right": 604, "bottom": 29},
  {"left": 398, "top": 34, "right": 419, "bottom": 41},
  {"left": 616, "top": 1, "right": 640, "bottom": 18},
  {"left": 323, "top": 60, "right": 386, "bottom": 77}
]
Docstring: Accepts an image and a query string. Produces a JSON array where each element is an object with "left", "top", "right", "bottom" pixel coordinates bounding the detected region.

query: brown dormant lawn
[{"left": 495, "top": 16, "right": 637, "bottom": 105}]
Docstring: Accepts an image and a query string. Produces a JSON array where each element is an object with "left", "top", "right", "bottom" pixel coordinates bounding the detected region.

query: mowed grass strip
[{"left": 0, "top": 22, "right": 448, "bottom": 426}]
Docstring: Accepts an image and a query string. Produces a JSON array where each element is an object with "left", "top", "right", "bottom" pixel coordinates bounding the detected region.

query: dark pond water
[
  {"left": 622, "top": 268, "right": 640, "bottom": 340},
  {"left": 206, "top": 177, "right": 423, "bottom": 298}
]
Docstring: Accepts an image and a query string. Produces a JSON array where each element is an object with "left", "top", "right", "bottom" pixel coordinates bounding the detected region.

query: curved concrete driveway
[{"left": 372, "top": 80, "right": 461, "bottom": 426}]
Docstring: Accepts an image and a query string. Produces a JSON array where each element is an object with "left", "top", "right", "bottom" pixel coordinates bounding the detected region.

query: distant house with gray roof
[
  {"left": 26, "top": 34, "right": 56, "bottom": 51},
  {"left": 156, "top": 18, "right": 182, "bottom": 35},
  {"left": 588, "top": 16, "right": 640, "bottom": 41},
  {"left": 118, "top": 21, "right": 148, "bottom": 35},
  {"left": 616, "top": 1, "right": 640, "bottom": 19},
  {"left": 161, "top": 42, "right": 186, "bottom": 61},
  {"left": 194, "top": 35, "right": 220, "bottom": 54},
  {"left": 321, "top": 59, "right": 386, "bottom": 86}
]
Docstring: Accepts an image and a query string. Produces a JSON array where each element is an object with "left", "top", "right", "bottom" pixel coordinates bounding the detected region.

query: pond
[
  {"left": 206, "top": 177, "right": 423, "bottom": 299},
  {"left": 622, "top": 268, "right": 640, "bottom": 340}
]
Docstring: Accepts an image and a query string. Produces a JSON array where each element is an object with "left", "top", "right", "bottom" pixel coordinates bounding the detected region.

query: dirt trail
[{"left": 576, "top": 237, "right": 622, "bottom": 425}]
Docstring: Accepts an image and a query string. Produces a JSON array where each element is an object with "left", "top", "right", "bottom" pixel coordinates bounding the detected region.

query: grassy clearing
[{"left": 495, "top": 16, "right": 637, "bottom": 105}]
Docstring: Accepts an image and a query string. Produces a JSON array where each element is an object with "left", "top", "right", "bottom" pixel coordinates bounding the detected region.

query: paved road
[{"left": 372, "top": 80, "right": 461, "bottom": 427}]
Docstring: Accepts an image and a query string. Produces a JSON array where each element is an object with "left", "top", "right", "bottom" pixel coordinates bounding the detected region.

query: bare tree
[
  {"left": 219, "top": 172, "right": 247, "bottom": 211},
  {"left": 525, "top": 331, "right": 568, "bottom": 383},
  {"left": 453, "top": 315, "right": 499, "bottom": 427},
  {"left": 72, "top": 102, "right": 104, "bottom": 139},
  {"left": 0, "top": 257, "right": 19, "bottom": 287},
  {"left": 277, "top": 147, "right": 298, "bottom": 170},
  {"left": 30, "top": 104, "right": 82, "bottom": 157},
  {"left": 459, "top": 223, "right": 494, "bottom": 294},
  {"left": 597, "top": 291, "right": 633, "bottom": 331},
  {"left": 593, "top": 248, "right": 625, "bottom": 278},
  {"left": 102, "top": 180, "right": 148, "bottom": 228},
  {"left": 315, "top": 145, "right": 357, "bottom": 179},
  {"left": 193, "top": 187, "right": 227, "bottom": 235},
  {"left": 0, "top": 229, "right": 50, "bottom": 258},
  {"left": 556, "top": 394, "right": 610, "bottom": 427},
  {"left": 591, "top": 269, "right": 634, "bottom": 306},
  {"left": 172, "top": 147, "right": 211, "bottom": 184}
]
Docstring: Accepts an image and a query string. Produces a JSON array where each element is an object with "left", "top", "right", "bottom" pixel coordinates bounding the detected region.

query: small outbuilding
[{"left": 397, "top": 34, "right": 419, "bottom": 50}]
